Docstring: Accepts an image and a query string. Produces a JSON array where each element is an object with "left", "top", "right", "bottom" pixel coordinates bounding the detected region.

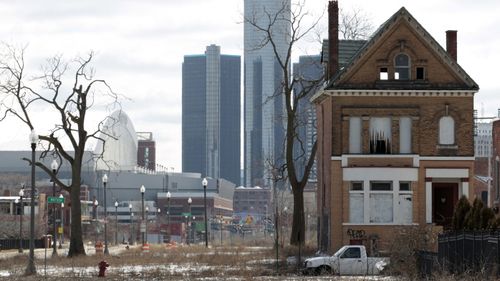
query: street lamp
[
  {"left": 129, "top": 203, "right": 133, "bottom": 244},
  {"left": 166, "top": 191, "right": 171, "bottom": 243},
  {"left": 140, "top": 185, "right": 146, "bottom": 246},
  {"left": 102, "top": 174, "right": 109, "bottom": 255},
  {"left": 114, "top": 201, "right": 119, "bottom": 245},
  {"left": 202, "top": 178, "right": 208, "bottom": 248},
  {"left": 18, "top": 188, "right": 24, "bottom": 253},
  {"left": 145, "top": 206, "right": 149, "bottom": 243},
  {"left": 51, "top": 159, "right": 58, "bottom": 257},
  {"left": 157, "top": 207, "right": 161, "bottom": 244},
  {"left": 94, "top": 199, "right": 99, "bottom": 245},
  {"left": 187, "top": 197, "right": 192, "bottom": 245},
  {"left": 59, "top": 197, "right": 64, "bottom": 249},
  {"left": 26, "top": 129, "right": 38, "bottom": 275}
]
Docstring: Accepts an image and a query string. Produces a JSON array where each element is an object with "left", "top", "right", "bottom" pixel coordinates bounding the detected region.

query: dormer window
[{"left": 394, "top": 54, "right": 410, "bottom": 80}]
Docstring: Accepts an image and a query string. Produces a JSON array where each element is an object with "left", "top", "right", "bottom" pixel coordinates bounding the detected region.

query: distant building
[
  {"left": 94, "top": 110, "right": 138, "bottom": 171},
  {"left": 244, "top": 0, "right": 290, "bottom": 187},
  {"left": 475, "top": 122, "right": 493, "bottom": 157},
  {"left": 233, "top": 186, "right": 271, "bottom": 222},
  {"left": 182, "top": 44, "right": 241, "bottom": 185},
  {"left": 137, "top": 132, "right": 156, "bottom": 171}
]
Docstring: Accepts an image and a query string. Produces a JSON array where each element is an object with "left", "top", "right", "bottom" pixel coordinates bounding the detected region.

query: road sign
[
  {"left": 48, "top": 196, "right": 64, "bottom": 204},
  {"left": 140, "top": 222, "right": 146, "bottom": 233},
  {"left": 181, "top": 212, "right": 192, "bottom": 217}
]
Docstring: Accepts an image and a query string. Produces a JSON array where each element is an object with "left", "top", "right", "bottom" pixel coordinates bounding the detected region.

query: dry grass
[{"left": 0, "top": 244, "right": 282, "bottom": 280}]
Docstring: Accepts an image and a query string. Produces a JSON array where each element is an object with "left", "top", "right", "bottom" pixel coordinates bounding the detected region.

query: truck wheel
[{"left": 315, "top": 265, "right": 331, "bottom": 275}]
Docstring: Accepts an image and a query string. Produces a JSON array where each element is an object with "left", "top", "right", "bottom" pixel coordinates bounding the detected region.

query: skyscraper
[
  {"left": 244, "top": 0, "right": 291, "bottom": 187},
  {"left": 182, "top": 44, "right": 241, "bottom": 185}
]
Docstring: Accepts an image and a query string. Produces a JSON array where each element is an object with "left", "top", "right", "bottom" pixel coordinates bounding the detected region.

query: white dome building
[{"left": 94, "top": 110, "right": 138, "bottom": 171}]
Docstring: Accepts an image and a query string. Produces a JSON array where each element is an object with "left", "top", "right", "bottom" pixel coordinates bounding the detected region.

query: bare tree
[
  {"left": 246, "top": 1, "right": 373, "bottom": 248},
  {"left": 245, "top": 1, "right": 321, "bottom": 247},
  {"left": 0, "top": 44, "right": 119, "bottom": 257},
  {"left": 339, "top": 7, "right": 373, "bottom": 40}
]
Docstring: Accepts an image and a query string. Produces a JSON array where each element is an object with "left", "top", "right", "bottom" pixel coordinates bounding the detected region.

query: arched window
[
  {"left": 394, "top": 53, "right": 410, "bottom": 80},
  {"left": 439, "top": 116, "right": 455, "bottom": 145}
]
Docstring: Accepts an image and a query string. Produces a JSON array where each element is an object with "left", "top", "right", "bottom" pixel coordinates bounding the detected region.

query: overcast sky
[{"left": 0, "top": 0, "right": 498, "bottom": 172}]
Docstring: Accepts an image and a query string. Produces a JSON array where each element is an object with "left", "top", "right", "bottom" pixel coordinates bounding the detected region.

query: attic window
[
  {"left": 379, "top": 68, "right": 388, "bottom": 80},
  {"left": 394, "top": 54, "right": 410, "bottom": 80},
  {"left": 416, "top": 67, "right": 425, "bottom": 80}
]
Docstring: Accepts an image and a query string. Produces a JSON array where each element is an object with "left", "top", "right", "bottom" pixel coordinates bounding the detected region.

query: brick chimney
[
  {"left": 328, "top": 0, "right": 339, "bottom": 80},
  {"left": 446, "top": 30, "right": 457, "bottom": 62}
]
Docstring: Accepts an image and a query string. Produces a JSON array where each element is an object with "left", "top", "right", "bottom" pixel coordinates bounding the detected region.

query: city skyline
[{"left": 0, "top": 0, "right": 498, "bottom": 175}]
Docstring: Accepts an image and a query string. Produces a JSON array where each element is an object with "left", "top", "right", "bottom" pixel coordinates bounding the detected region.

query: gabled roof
[{"left": 324, "top": 7, "right": 479, "bottom": 91}]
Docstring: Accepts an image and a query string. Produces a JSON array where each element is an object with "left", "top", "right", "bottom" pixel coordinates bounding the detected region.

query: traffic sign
[
  {"left": 181, "top": 212, "right": 192, "bottom": 217},
  {"left": 48, "top": 196, "right": 64, "bottom": 204}
]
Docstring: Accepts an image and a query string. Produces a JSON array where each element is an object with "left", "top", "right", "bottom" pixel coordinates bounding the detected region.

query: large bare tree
[
  {"left": 245, "top": 1, "right": 373, "bottom": 247},
  {"left": 245, "top": 1, "right": 322, "bottom": 246},
  {"left": 0, "top": 45, "right": 119, "bottom": 257}
]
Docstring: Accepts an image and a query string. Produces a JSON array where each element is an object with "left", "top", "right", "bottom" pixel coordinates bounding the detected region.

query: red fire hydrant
[{"left": 98, "top": 260, "right": 109, "bottom": 277}]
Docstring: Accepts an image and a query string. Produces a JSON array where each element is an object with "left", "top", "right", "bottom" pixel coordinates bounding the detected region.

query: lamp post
[
  {"left": 129, "top": 203, "right": 133, "bottom": 244},
  {"left": 114, "top": 201, "right": 118, "bottom": 245},
  {"left": 202, "top": 178, "right": 208, "bottom": 248},
  {"left": 102, "top": 174, "right": 109, "bottom": 255},
  {"left": 50, "top": 159, "right": 58, "bottom": 256},
  {"left": 94, "top": 199, "right": 99, "bottom": 245},
  {"left": 140, "top": 185, "right": 145, "bottom": 246},
  {"left": 166, "top": 191, "right": 171, "bottom": 243},
  {"left": 187, "top": 197, "right": 192, "bottom": 245},
  {"left": 145, "top": 206, "right": 149, "bottom": 243},
  {"left": 59, "top": 197, "right": 64, "bottom": 248},
  {"left": 157, "top": 207, "right": 161, "bottom": 244},
  {"left": 26, "top": 129, "right": 38, "bottom": 275},
  {"left": 19, "top": 188, "right": 24, "bottom": 253}
]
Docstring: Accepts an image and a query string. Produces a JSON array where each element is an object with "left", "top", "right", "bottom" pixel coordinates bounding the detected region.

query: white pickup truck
[{"left": 303, "top": 245, "right": 389, "bottom": 275}]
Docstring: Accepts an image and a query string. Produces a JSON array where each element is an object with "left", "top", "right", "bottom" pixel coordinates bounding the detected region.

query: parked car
[{"left": 303, "top": 245, "right": 389, "bottom": 275}]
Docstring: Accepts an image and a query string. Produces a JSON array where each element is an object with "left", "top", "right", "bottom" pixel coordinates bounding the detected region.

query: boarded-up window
[
  {"left": 369, "top": 194, "right": 393, "bottom": 223},
  {"left": 439, "top": 116, "right": 455, "bottom": 145},
  {"left": 399, "top": 117, "right": 412, "bottom": 153},
  {"left": 349, "top": 193, "right": 364, "bottom": 223},
  {"left": 349, "top": 181, "right": 364, "bottom": 223},
  {"left": 369, "top": 181, "right": 393, "bottom": 223},
  {"left": 349, "top": 117, "right": 362, "bottom": 153}
]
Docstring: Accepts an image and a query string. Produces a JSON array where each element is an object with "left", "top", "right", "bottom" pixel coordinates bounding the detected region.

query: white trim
[
  {"left": 320, "top": 89, "right": 475, "bottom": 98},
  {"left": 332, "top": 155, "right": 474, "bottom": 168},
  {"left": 344, "top": 167, "right": 418, "bottom": 181},
  {"left": 342, "top": 223, "right": 419, "bottom": 226},
  {"left": 426, "top": 168, "right": 469, "bottom": 178},
  {"left": 462, "top": 182, "right": 469, "bottom": 198},
  {"left": 426, "top": 182, "right": 432, "bottom": 223},
  {"left": 419, "top": 156, "right": 474, "bottom": 161}
]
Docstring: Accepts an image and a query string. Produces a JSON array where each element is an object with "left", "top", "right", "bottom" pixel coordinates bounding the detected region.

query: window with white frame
[
  {"left": 349, "top": 182, "right": 364, "bottom": 223},
  {"left": 369, "top": 181, "right": 393, "bottom": 223}
]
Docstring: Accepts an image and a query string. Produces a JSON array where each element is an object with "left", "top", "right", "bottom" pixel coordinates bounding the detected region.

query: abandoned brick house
[{"left": 313, "top": 1, "right": 479, "bottom": 253}]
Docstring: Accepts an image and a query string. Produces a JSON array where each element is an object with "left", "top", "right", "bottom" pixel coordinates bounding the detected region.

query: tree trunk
[
  {"left": 290, "top": 187, "right": 305, "bottom": 246},
  {"left": 68, "top": 183, "right": 86, "bottom": 257}
]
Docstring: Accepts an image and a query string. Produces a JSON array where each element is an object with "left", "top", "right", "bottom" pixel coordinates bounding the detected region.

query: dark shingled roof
[{"left": 321, "top": 39, "right": 367, "bottom": 68}]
